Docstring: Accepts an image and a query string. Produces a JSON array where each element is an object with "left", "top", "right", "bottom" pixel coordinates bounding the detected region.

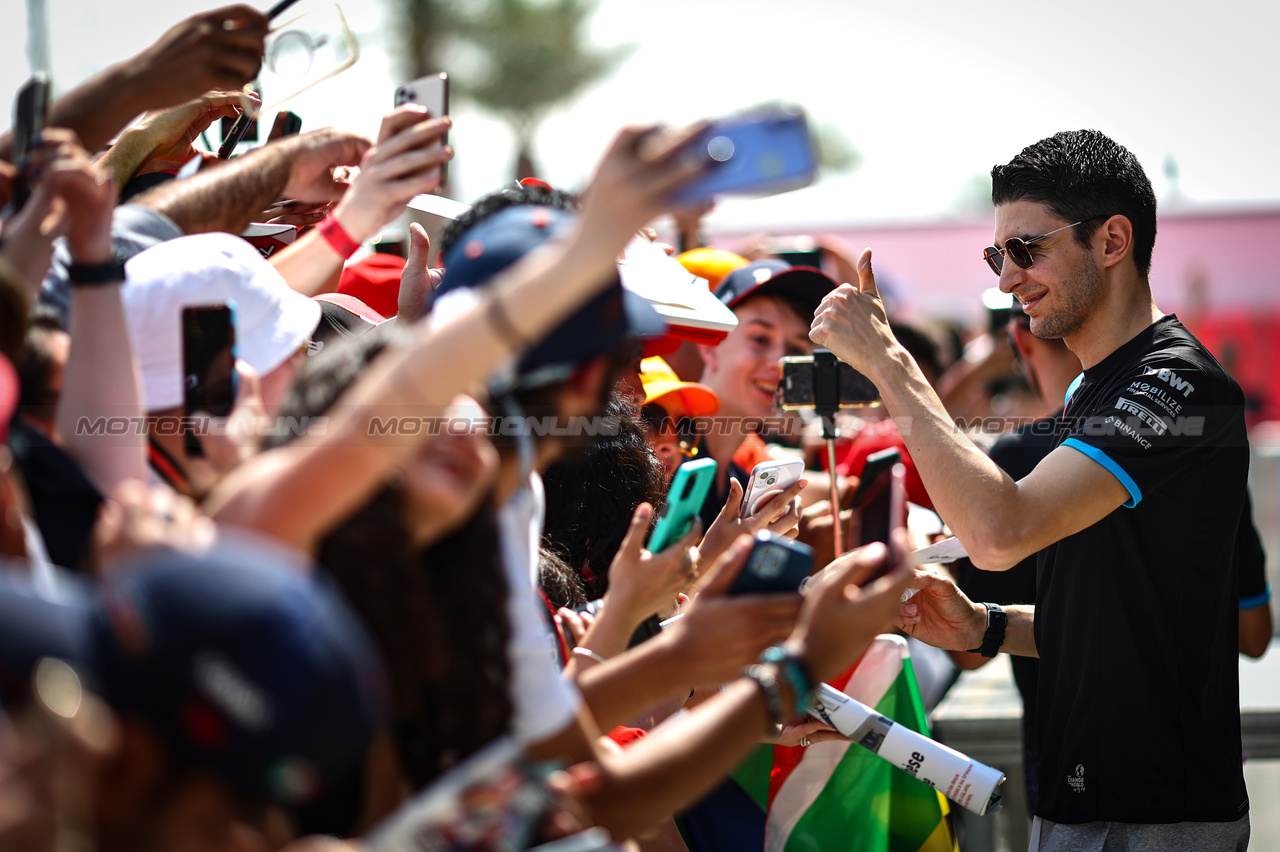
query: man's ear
[
  {"left": 1010, "top": 322, "right": 1036, "bottom": 359},
  {"left": 1098, "top": 215, "right": 1135, "bottom": 271}
]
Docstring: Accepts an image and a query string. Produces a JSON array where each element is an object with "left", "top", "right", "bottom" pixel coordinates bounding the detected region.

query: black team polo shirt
[{"left": 1036, "top": 315, "right": 1249, "bottom": 825}]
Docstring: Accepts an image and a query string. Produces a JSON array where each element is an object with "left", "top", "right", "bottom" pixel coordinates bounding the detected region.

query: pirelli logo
[{"left": 1115, "top": 397, "right": 1168, "bottom": 436}]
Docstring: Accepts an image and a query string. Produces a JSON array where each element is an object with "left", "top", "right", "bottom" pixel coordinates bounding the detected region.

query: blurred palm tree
[{"left": 398, "top": 0, "right": 633, "bottom": 181}]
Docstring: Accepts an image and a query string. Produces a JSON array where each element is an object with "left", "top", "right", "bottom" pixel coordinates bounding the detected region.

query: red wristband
[{"left": 317, "top": 215, "right": 360, "bottom": 259}]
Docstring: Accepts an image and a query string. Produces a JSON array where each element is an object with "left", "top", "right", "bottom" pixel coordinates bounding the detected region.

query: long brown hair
[{"left": 272, "top": 326, "right": 512, "bottom": 788}]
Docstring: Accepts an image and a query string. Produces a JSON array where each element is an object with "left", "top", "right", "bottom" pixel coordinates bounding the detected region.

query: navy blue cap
[
  {"left": 434, "top": 204, "right": 667, "bottom": 390},
  {"left": 0, "top": 539, "right": 388, "bottom": 817},
  {"left": 713, "top": 259, "right": 836, "bottom": 320}
]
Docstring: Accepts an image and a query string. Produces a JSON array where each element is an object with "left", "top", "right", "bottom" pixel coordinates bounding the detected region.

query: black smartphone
[
  {"left": 8, "top": 73, "right": 51, "bottom": 214},
  {"left": 671, "top": 103, "right": 818, "bottom": 207},
  {"left": 854, "top": 455, "right": 908, "bottom": 582},
  {"left": 267, "top": 110, "right": 302, "bottom": 140},
  {"left": 779, "top": 355, "right": 880, "bottom": 409},
  {"left": 181, "top": 304, "right": 238, "bottom": 458},
  {"left": 728, "top": 530, "right": 814, "bottom": 596},
  {"left": 394, "top": 72, "right": 449, "bottom": 183}
]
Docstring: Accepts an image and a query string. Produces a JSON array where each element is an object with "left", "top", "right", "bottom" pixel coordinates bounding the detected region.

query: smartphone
[
  {"left": 779, "top": 354, "right": 880, "bottom": 410},
  {"left": 267, "top": 109, "right": 302, "bottom": 141},
  {"left": 181, "top": 304, "right": 238, "bottom": 458},
  {"left": 848, "top": 448, "right": 901, "bottom": 510},
  {"left": 670, "top": 103, "right": 817, "bottom": 207},
  {"left": 728, "top": 530, "right": 814, "bottom": 596},
  {"left": 395, "top": 72, "right": 449, "bottom": 183},
  {"left": 648, "top": 457, "right": 716, "bottom": 553},
  {"left": 7, "top": 73, "right": 51, "bottom": 214},
  {"left": 740, "top": 457, "right": 805, "bottom": 519},
  {"left": 855, "top": 460, "right": 908, "bottom": 583}
]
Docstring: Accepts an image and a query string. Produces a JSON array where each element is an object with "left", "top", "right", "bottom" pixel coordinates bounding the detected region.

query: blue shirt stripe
[{"left": 1062, "top": 438, "right": 1142, "bottom": 507}]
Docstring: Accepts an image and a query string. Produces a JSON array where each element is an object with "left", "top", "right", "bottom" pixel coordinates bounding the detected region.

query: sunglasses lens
[
  {"left": 1006, "top": 238, "right": 1034, "bottom": 269},
  {"left": 983, "top": 247, "right": 1003, "bottom": 276}
]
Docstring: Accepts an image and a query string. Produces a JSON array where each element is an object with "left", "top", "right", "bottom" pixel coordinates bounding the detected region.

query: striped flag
[{"left": 730, "top": 634, "right": 960, "bottom": 852}]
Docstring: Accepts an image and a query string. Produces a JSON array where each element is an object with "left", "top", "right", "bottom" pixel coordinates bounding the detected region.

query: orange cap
[
  {"left": 674, "top": 247, "right": 749, "bottom": 290},
  {"left": 640, "top": 356, "right": 720, "bottom": 418}
]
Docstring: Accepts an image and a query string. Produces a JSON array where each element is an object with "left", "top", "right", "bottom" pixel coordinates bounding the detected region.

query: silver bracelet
[{"left": 571, "top": 646, "right": 608, "bottom": 664}]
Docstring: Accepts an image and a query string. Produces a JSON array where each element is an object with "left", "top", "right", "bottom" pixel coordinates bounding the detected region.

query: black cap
[{"left": 713, "top": 259, "right": 836, "bottom": 320}]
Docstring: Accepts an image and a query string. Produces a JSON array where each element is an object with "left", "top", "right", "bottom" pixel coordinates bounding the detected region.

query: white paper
[
  {"left": 909, "top": 536, "right": 968, "bottom": 565},
  {"left": 407, "top": 193, "right": 472, "bottom": 220}
]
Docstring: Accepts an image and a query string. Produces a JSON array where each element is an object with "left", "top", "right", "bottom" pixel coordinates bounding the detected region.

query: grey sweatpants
[{"left": 1029, "top": 815, "right": 1250, "bottom": 852}]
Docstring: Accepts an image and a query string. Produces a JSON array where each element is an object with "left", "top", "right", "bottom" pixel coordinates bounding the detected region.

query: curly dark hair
[
  {"left": 541, "top": 391, "right": 667, "bottom": 599},
  {"left": 991, "top": 129, "right": 1158, "bottom": 277},
  {"left": 270, "top": 326, "right": 512, "bottom": 790}
]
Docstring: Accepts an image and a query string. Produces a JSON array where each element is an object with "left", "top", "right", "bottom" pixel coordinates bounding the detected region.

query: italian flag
[{"left": 730, "top": 634, "right": 960, "bottom": 852}]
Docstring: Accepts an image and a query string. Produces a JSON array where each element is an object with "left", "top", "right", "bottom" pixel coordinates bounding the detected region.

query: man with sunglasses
[{"left": 812, "top": 130, "right": 1251, "bottom": 850}]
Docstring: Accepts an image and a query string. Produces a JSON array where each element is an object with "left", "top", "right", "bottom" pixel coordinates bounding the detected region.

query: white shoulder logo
[{"left": 1143, "top": 367, "right": 1195, "bottom": 398}]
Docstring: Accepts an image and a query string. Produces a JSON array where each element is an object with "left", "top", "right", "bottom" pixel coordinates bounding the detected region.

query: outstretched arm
[
  {"left": 810, "top": 249, "right": 1129, "bottom": 570},
  {"left": 205, "top": 122, "right": 710, "bottom": 553},
  {"left": 132, "top": 127, "right": 370, "bottom": 237},
  {"left": 0, "top": 5, "right": 268, "bottom": 160}
]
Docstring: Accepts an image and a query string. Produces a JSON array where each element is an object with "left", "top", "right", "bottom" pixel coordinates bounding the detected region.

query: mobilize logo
[
  {"left": 1067, "top": 763, "right": 1086, "bottom": 794},
  {"left": 1143, "top": 367, "right": 1196, "bottom": 398}
]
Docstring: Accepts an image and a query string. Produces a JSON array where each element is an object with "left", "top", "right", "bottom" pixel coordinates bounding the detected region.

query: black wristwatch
[
  {"left": 966, "top": 602, "right": 1007, "bottom": 658},
  {"left": 67, "top": 258, "right": 127, "bottom": 287}
]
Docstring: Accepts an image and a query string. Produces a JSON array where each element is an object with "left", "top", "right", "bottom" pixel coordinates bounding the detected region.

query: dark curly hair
[
  {"left": 990, "top": 129, "right": 1158, "bottom": 277},
  {"left": 541, "top": 391, "right": 667, "bottom": 599},
  {"left": 269, "top": 325, "right": 512, "bottom": 790}
]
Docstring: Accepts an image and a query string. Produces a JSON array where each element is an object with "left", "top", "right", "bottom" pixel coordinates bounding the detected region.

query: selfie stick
[
  {"left": 810, "top": 683, "right": 1005, "bottom": 816},
  {"left": 811, "top": 350, "right": 844, "bottom": 556}
]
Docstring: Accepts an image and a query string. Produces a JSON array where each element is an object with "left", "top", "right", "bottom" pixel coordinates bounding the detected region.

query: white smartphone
[
  {"left": 394, "top": 71, "right": 449, "bottom": 182},
  {"left": 394, "top": 71, "right": 448, "bottom": 115},
  {"left": 740, "top": 457, "right": 806, "bottom": 519}
]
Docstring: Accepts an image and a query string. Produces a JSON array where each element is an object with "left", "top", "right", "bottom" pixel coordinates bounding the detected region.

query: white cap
[{"left": 122, "top": 233, "right": 322, "bottom": 411}]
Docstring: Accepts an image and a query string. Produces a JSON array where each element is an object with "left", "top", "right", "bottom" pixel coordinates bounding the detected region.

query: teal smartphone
[{"left": 647, "top": 457, "right": 716, "bottom": 553}]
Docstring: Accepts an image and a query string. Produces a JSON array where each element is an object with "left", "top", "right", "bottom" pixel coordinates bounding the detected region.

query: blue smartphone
[
  {"left": 728, "top": 530, "right": 814, "bottom": 595},
  {"left": 671, "top": 104, "right": 818, "bottom": 207},
  {"left": 648, "top": 457, "right": 716, "bottom": 553}
]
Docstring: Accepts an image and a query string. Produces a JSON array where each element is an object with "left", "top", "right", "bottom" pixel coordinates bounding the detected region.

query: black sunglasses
[{"left": 983, "top": 215, "right": 1109, "bottom": 276}]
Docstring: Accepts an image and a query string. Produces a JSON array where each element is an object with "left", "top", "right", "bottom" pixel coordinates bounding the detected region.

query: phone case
[
  {"left": 670, "top": 105, "right": 817, "bottom": 206},
  {"left": 849, "top": 448, "right": 902, "bottom": 509},
  {"left": 648, "top": 458, "right": 716, "bottom": 553},
  {"left": 728, "top": 531, "right": 813, "bottom": 595},
  {"left": 740, "top": 457, "right": 805, "bottom": 519}
]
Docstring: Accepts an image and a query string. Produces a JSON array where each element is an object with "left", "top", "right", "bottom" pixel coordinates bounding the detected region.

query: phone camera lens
[{"left": 706, "top": 135, "right": 735, "bottom": 162}]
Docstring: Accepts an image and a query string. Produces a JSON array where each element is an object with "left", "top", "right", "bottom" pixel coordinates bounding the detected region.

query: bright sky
[{"left": 6, "top": 0, "right": 1280, "bottom": 232}]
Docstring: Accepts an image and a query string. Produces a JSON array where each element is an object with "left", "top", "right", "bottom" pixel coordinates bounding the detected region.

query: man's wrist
[{"left": 965, "top": 602, "right": 1007, "bottom": 657}]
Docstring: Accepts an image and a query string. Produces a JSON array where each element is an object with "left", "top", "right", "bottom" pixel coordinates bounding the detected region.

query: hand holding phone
[
  {"left": 394, "top": 72, "right": 449, "bottom": 183},
  {"left": 648, "top": 458, "right": 716, "bottom": 553},
  {"left": 6, "top": 73, "right": 51, "bottom": 215},
  {"left": 740, "top": 457, "right": 805, "bottom": 519},
  {"left": 670, "top": 103, "right": 817, "bottom": 207},
  {"left": 727, "top": 530, "right": 813, "bottom": 596}
]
